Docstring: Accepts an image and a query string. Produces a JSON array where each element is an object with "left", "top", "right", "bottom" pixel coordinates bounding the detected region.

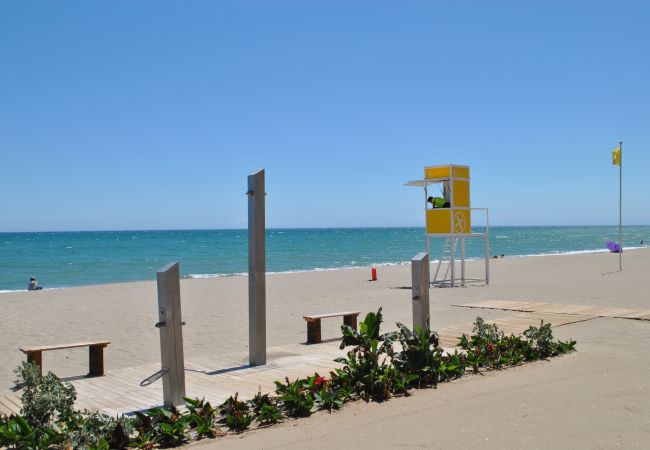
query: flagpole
[{"left": 619, "top": 141, "right": 622, "bottom": 272}]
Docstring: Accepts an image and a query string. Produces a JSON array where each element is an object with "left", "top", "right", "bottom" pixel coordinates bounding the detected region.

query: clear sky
[{"left": 1, "top": 1, "right": 648, "bottom": 232}]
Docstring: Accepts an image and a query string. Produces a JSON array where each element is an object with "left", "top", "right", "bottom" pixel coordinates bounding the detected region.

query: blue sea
[{"left": 1, "top": 226, "right": 648, "bottom": 292}]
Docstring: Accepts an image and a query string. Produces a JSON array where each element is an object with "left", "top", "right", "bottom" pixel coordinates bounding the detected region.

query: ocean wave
[
  {"left": 184, "top": 247, "right": 649, "bottom": 280},
  {"left": 187, "top": 272, "right": 247, "bottom": 279},
  {"left": 0, "top": 286, "right": 65, "bottom": 294},
  {"left": 505, "top": 246, "right": 646, "bottom": 258}
]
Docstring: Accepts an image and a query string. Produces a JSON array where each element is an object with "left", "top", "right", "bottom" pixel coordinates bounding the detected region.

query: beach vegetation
[
  {"left": 438, "top": 350, "right": 467, "bottom": 381},
  {"left": 247, "top": 389, "right": 284, "bottom": 425},
  {"left": 3, "top": 313, "right": 577, "bottom": 449},
  {"left": 274, "top": 377, "right": 315, "bottom": 417},
  {"left": 0, "top": 415, "right": 65, "bottom": 449},
  {"left": 13, "top": 362, "right": 76, "bottom": 431},
  {"left": 66, "top": 410, "right": 131, "bottom": 449},
  {"left": 134, "top": 405, "right": 189, "bottom": 447},
  {"left": 524, "top": 320, "right": 576, "bottom": 357},
  {"left": 219, "top": 394, "right": 253, "bottom": 433},
  {"left": 335, "top": 308, "right": 397, "bottom": 401},
  {"left": 254, "top": 404, "right": 284, "bottom": 426},
  {"left": 393, "top": 322, "right": 442, "bottom": 388},
  {"left": 459, "top": 317, "right": 577, "bottom": 372},
  {"left": 311, "top": 376, "right": 347, "bottom": 412},
  {"left": 184, "top": 397, "right": 223, "bottom": 439}
]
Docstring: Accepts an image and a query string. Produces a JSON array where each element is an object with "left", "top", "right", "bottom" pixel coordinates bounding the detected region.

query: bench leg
[
  {"left": 26, "top": 351, "right": 43, "bottom": 377},
  {"left": 307, "top": 319, "right": 322, "bottom": 344},
  {"left": 89, "top": 345, "right": 105, "bottom": 377},
  {"left": 343, "top": 315, "right": 358, "bottom": 331}
]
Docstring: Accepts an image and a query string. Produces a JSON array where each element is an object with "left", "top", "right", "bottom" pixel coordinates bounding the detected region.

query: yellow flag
[{"left": 612, "top": 146, "right": 621, "bottom": 166}]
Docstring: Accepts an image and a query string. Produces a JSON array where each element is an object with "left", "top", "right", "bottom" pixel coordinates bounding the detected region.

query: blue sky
[{"left": 1, "top": 1, "right": 648, "bottom": 231}]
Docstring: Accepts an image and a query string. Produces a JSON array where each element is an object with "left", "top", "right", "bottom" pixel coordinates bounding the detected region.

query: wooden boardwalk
[
  {"left": 0, "top": 311, "right": 594, "bottom": 417},
  {"left": 436, "top": 312, "right": 594, "bottom": 348},
  {"left": 454, "top": 300, "right": 650, "bottom": 321}
]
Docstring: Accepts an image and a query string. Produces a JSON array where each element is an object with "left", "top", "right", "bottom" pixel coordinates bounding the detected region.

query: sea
[{"left": 1, "top": 226, "right": 648, "bottom": 292}]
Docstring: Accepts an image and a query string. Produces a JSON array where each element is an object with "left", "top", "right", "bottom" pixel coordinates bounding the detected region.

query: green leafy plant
[
  {"left": 310, "top": 375, "right": 346, "bottom": 412},
  {"left": 0, "top": 415, "right": 65, "bottom": 449},
  {"left": 336, "top": 308, "right": 397, "bottom": 401},
  {"left": 220, "top": 394, "right": 253, "bottom": 433},
  {"left": 438, "top": 350, "right": 467, "bottom": 381},
  {"left": 274, "top": 378, "right": 314, "bottom": 418},
  {"left": 248, "top": 390, "right": 284, "bottom": 426},
  {"left": 134, "top": 405, "right": 189, "bottom": 447},
  {"left": 459, "top": 317, "right": 576, "bottom": 372},
  {"left": 393, "top": 322, "right": 442, "bottom": 388},
  {"left": 65, "top": 410, "right": 132, "bottom": 449},
  {"left": 524, "top": 320, "right": 576, "bottom": 358},
  {"left": 255, "top": 404, "right": 284, "bottom": 426},
  {"left": 184, "top": 397, "right": 222, "bottom": 439},
  {"left": 14, "top": 362, "right": 77, "bottom": 431}
]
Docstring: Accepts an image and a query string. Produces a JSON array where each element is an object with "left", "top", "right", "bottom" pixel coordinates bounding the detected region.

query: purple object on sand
[{"left": 607, "top": 241, "right": 623, "bottom": 253}]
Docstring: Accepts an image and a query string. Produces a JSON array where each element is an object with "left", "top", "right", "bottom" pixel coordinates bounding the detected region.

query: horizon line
[{"left": 1, "top": 224, "right": 649, "bottom": 234}]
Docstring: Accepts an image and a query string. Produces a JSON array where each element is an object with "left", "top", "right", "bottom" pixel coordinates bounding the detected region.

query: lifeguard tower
[{"left": 405, "top": 164, "right": 490, "bottom": 287}]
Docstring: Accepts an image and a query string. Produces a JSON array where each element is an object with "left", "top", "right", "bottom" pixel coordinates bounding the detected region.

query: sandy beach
[{"left": 1, "top": 249, "right": 650, "bottom": 448}]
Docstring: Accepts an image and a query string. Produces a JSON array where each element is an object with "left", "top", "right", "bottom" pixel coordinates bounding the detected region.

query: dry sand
[{"left": 1, "top": 249, "right": 650, "bottom": 448}]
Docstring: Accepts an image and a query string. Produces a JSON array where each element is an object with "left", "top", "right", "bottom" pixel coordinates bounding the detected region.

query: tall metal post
[
  {"left": 618, "top": 141, "right": 623, "bottom": 272},
  {"left": 156, "top": 262, "right": 186, "bottom": 407},
  {"left": 424, "top": 185, "right": 430, "bottom": 256},
  {"left": 411, "top": 252, "right": 430, "bottom": 330},
  {"left": 485, "top": 209, "right": 490, "bottom": 285},
  {"left": 248, "top": 169, "right": 266, "bottom": 366}
]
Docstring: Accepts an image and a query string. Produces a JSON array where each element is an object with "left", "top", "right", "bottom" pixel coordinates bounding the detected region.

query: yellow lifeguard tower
[{"left": 406, "top": 164, "right": 490, "bottom": 287}]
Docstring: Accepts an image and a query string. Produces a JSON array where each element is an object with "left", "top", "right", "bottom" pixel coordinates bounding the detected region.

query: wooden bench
[
  {"left": 303, "top": 311, "right": 360, "bottom": 344},
  {"left": 20, "top": 341, "right": 110, "bottom": 377}
]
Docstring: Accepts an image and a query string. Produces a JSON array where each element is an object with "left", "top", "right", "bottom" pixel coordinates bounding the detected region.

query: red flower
[
  {"left": 314, "top": 375, "right": 328, "bottom": 388},
  {"left": 486, "top": 343, "right": 495, "bottom": 353}
]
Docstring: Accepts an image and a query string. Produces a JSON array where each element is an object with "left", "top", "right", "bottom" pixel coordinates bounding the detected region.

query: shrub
[
  {"left": 336, "top": 308, "right": 397, "bottom": 401},
  {"left": 248, "top": 390, "right": 284, "bottom": 425},
  {"left": 274, "top": 378, "right": 314, "bottom": 417},
  {"left": 66, "top": 410, "right": 132, "bottom": 449},
  {"left": 393, "top": 322, "right": 442, "bottom": 388},
  {"left": 134, "top": 405, "right": 189, "bottom": 447},
  {"left": 220, "top": 394, "right": 253, "bottom": 432},
  {"left": 184, "top": 397, "right": 222, "bottom": 439},
  {"left": 524, "top": 320, "right": 576, "bottom": 358},
  {"left": 14, "top": 361, "right": 76, "bottom": 430},
  {"left": 307, "top": 374, "right": 347, "bottom": 412}
]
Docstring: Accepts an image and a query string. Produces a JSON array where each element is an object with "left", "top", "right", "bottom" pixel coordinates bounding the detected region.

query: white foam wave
[
  {"left": 184, "top": 247, "right": 650, "bottom": 280},
  {"left": 188, "top": 272, "right": 247, "bottom": 279}
]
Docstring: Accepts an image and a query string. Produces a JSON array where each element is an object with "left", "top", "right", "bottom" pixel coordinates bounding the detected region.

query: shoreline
[{"left": 1, "top": 245, "right": 647, "bottom": 294}]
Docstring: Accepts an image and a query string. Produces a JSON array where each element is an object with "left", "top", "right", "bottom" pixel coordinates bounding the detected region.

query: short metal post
[
  {"left": 248, "top": 169, "right": 267, "bottom": 366},
  {"left": 411, "top": 252, "right": 430, "bottom": 330},
  {"left": 156, "top": 262, "right": 186, "bottom": 407}
]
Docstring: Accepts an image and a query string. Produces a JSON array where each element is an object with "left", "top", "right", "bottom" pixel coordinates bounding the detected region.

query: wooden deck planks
[
  {"left": 436, "top": 312, "right": 594, "bottom": 349},
  {"left": 454, "top": 300, "right": 650, "bottom": 321},
  {"left": 0, "top": 393, "right": 22, "bottom": 416}
]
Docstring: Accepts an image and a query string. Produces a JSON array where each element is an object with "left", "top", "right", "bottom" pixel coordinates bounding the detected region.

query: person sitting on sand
[{"left": 27, "top": 277, "right": 43, "bottom": 291}]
